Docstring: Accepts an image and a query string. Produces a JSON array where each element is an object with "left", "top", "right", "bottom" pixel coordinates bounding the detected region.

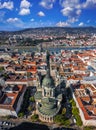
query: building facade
[{"left": 35, "top": 70, "right": 62, "bottom": 123}]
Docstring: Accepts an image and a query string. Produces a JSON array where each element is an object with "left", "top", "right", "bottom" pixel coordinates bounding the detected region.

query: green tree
[
  {"left": 28, "top": 106, "right": 32, "bottom": 112},
  {"left": 70, "top": 98, "right": 82, "bottom": 126},
  {"left": 70, "top": 99, "right": 76, "bottom": 106},
  {"left": 30, "top": 96, "right": 35, "bottom": 102},
  {"left": 54, "top": 114, "right": 63, "bottom": 124},
  {"left": 54, "top": 114, "right": 70, "bottom": 126},
  {"left": 0, "top": 67, "right": 4, "bottom": 72},
  {"left": 18, "top": 112, "right": 24, "bottom": 118},
  {"left": 72, "top": 107, "right": 79, "bottom": 115},
  {"left": 84, "top": 126, "right": 96, "bottom": 130},
  {"left": 75, "top": 115, "right": 82, "bottom": 126},
  {"left": 62, "top": 108, "right": 66, "bottom": 115},
  {"left": 64, "top": 119, "right": 70, "bottom": 126},
  {"left": 31, "top": 114, "right": 39, "bottom": 122}
]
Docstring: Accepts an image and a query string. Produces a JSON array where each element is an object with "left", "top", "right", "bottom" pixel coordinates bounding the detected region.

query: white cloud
[
  {"left": 61, "top": 7, "right": 81, "bottom": 24},
  {"left": 39, "top": 0, "right": 56, "bottom": 9},
  {"left": 78, "top": 22, "right": 84, "bottom": 26},
  {"left": 19, "top": 8, "right": 30, "bottom": 15},
  {"left": 59, "top": 0, "right": 96, "bottom": 24},
  {"left": 19, "top": 0, "right": 31, "bottom": 16},
  {"left": 38, "top": 11, "right": 45, "bottom": 17},
  {"left": 60, "top": 0, "right": 80, "bottom": 8},
  {"left": 61, "top": 7, "right": 73, "bottom": 16},
  {"left": 31, "top": 18, "right": 34, "bottom": 22},
  {"left": 60, "top": 0, "right": 82, "bottom": 24},
  {"left": 7, "top": 18, "right": 20, "bottom": 23},
  {"left": 6, "top": 17, "right": 24, "bottom": 28},
  {"left": 0, "top": 1, "right": 14, "bottom": 10},
  {"left": 76, "top": 9, "right": 81, "bottom": 15},
  {"left": 20, "top": 0, "right": 31, "bottom": 8},
  {"left": 68, "top": 17, "right": 78, "bottom": 23},
  {"left": 82, "top": 0, "right": 96, "bottom": 8},
  {"left": 56, "top": 21, "right": 70, "bottom": 27}
]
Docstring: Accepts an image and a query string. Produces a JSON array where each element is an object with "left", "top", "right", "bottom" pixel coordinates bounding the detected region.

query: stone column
[{"left": 42, "top": 88, "right": 44, "bottom": 96}]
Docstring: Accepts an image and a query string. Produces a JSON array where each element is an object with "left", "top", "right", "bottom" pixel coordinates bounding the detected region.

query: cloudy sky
[{"left": 0, "top": 0, "right": 96, "bottom": 30}]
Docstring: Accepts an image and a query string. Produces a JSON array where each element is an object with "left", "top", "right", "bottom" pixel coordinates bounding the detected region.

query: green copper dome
[
  {"left": 38, "top": 97, "right": 59, "bottom": 116},
  {"left": 42, "top": 70, "right": 54, "bottom": 88},
  {"left": 41, "top": 97, "right": 56, "bottom": 109}
]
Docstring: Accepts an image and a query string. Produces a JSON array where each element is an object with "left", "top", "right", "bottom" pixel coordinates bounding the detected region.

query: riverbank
[
  {"left": 4, "top": 45, "right": 96, "bottom": 53},
  {"left": 0, "top": 116, "right": 78, "bottom": 130}
]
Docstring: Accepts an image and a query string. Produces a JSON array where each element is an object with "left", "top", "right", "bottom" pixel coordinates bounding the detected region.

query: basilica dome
[{"left": 42, "top": 70, "right": 54, "bottom": 88}]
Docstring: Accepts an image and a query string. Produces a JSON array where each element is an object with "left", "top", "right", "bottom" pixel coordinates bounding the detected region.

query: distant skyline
[{"left": 0, "top": 0, "right": 96, "bottom": 31}]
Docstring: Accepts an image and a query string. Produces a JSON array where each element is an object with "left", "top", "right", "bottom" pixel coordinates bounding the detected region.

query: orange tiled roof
[
  {"left": 0, "top": 85, "right": 26, "bottom": 111},
  {"left": 76, "top": 97, "right": 92, "bottom": 120}
]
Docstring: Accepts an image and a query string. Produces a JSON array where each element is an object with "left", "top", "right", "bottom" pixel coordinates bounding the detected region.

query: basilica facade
[{"left": 35, "top": 70, "right": 62, "bottom": 122}]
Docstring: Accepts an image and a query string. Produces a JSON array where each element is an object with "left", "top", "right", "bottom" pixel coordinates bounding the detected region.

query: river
[{"left": 15, "top": 46, "right": 96, "bottom": 53}]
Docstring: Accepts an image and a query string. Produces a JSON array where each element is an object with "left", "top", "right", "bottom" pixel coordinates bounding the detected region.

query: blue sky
[{"left": 0, "top": 0, "right": 96, "bottom": 31}]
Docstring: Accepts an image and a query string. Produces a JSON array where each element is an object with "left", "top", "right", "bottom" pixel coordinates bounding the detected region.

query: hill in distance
[{"left": 0, "top": 27, "right": 96, "bottom": 36}]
